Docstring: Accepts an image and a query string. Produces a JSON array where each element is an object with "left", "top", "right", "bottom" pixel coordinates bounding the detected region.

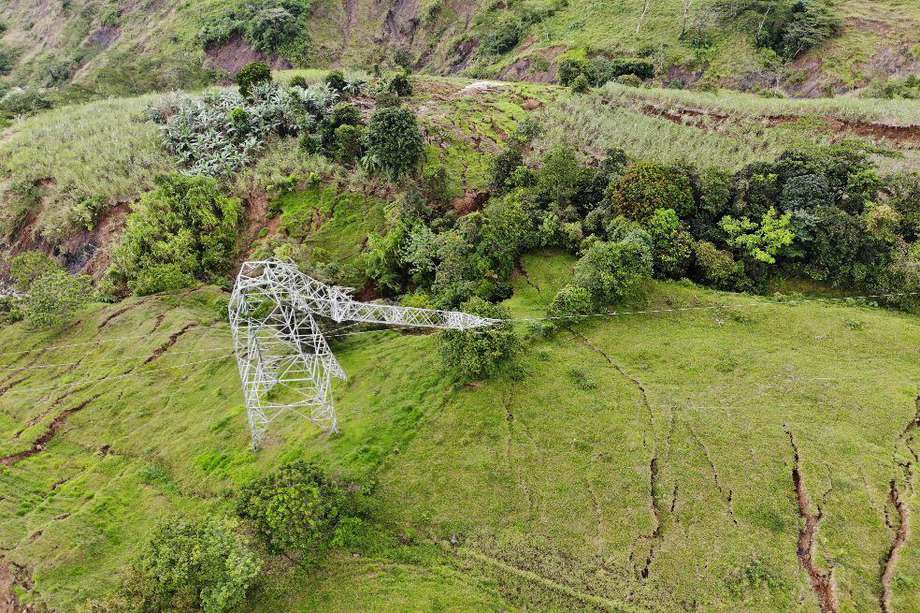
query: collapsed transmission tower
[{"left": 229, "top": 259, "right": 497, "bottom": 448}]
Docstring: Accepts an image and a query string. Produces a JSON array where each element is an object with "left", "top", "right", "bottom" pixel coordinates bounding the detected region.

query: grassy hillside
[
  {"left": 1, "top": 0, "right": 918, "bottom": 100},
  {"left": 1, "top": 252, "right": 919, "bottom": 610}
]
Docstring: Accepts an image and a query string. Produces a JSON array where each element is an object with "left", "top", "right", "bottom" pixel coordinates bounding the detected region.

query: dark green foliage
[
  {"left": 570, "top": 74, "right": 591, "bottom": 93},
  {"left": 573, "top": 239, "right": 652, "bottom": 306},
  {"left": 616, "top": 74, "right": 643, "bottom": 87},
  {"left": 0, "top": 296, "right": 23, "bottom": 326},
  {"left": 713, "top": 0, "right": 841, "bottom": 59},
  {"left": 481, "top": 14, "right": 523, "bottom": 55},
  {"left": 334, "top": 124, "right": 364, "bottom": 166},
  {"left": 324, "top": 70, "right": 347, "bottom": 93},
  {"left": 0, "top": 88, "right": 53, "bottom": 116},
  {"left": 236, "top": 62, "right": 272, "bottom": 97},
  {"left": 610, "top": 161, "right": 695, "bottom": 221},
  {"left": 237, "top": 460, "right": 347, "bottom": 555},
  {"left": 364, "top": 106, "right": 425, "bottom": 180},
  {"left": 374, "top": 89, "right": 400, "bottom": 108},
  {"left": 440, "top": 297, "right": 518, "bottom": 381},
  {"left": 490, "top": 146, "right": 524, "bottom": 193},
  {"left": 558, "top": 58, "right": 593, "bottom": 86},
  {"left": 386, "top": 71, "right": 413, "bottom": 97},
  {"left": 10, "top": 251, "right": 61, "bottom": 292},
  {"left": 111, "top": 175, "right": 242, "bottom": 295},
  {"left": 289, "top": 75, "right": 308, "bottom": 89},
  {"left": 887, "top": 172, "right": 920, "bottom": 240},
  {"left": 594, "top": 57, "right": 655, "bottom": 83},
  {"left": 199, "top": 0, "right": 311, "bottom": 59},
  {"left": 320, "top": 102, "right": 362, "bottom": 148},
  {"left": 0, "top": 46, "right": 14, "bottom": 76},
  {"left": 865, "top": 75, "right": 920, "bottom": 100},
  {"left": 122, "top": 516, "right": 261, "bottom": 613}
]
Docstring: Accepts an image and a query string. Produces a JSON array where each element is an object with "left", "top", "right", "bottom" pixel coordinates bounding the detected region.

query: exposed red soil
[
  {"left": 204, "top": 34, "right": 292, "bottom": 77},
  {"left": 452, "top": 190, "right": 490, "bottom": 216},
  {"left": 0, "top": 561, "right": 35, "bottom": 613},
  {"left": 786, "top": 428, "right": 839, "bottom": 613},
  {"left": 880, "top": 479, "right": 910, "bottom": 613},
  {"left": 144, "top": 323, "right": 197, "bottom": 364},
  {"left": 1, "top": 394, "right": 102, "bottom": 467},
  {"left": 627, "top": 99, "right": 920, "bottom": 147}
]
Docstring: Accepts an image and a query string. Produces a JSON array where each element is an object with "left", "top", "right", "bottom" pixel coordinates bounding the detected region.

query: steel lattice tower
[{"left": 229, "top": 259, "right": 496, "bottom": 447}]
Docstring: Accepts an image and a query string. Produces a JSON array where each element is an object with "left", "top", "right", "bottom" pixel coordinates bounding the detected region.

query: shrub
[
  {"left": 289, "top": 75, "right": 308, "bottom": 89},
  {"left": 334, "top": 124, "right": 364, "bottom": 166},
  {"left": 490, "top": 146, "right": 524, "bottom": 193},
  {"left": 10, "top": 251, "right": 61, "bottom": 292},
  {"left": 0, "top": 87, "right": 53, "bottom": 116},
  {"left": 558, "top": 57, "right": 593, "bottom": 86},
  {"left": 570, "top": 74, "right": 591, "bottom": 93},
  {"left": 720, "top": 207, "right": 795, "bottom": 264},
  {"left": 237, "top": 460, "right": 347, "bottom": 555},
  {"left": 126, "top": 516, "right": 261, "bottom": 613},
  {"left": 386, "top": 71, "right": 413, "bottom": 97},
  {"left": 693, "top": 240, "right": 742, "bottom": 289},
  {"left": 547, "top": 284, "right": 593, "bottom": 326},
  {"left": 324, "top": 70, "right": 347, "bottom": 93},
  {"left": 111, "top": 174, "right": 242, "bottom": 295},
  {"left": 364, "top": 106, "right": 425, "bottom": 180},
  {"left": 481, "top": 14, "right": 523, "bottom": 55},
  {"left": 616, "top": 74, "right": 642, "bottom": 88},
  {"left": 573, "top": 239, "right": 652, "bottom": 306},
  {"left": 610, "top": 161, "right": 695, "bottom": 221},
  {"left": 440, "top": 297, "right": 518, "bottom": 380},
  {"left": 23, "top": 270, "right": 92, "bottom": 328},
  {"left": 646, "top": 208, "right": 694, "bottom": 278},
  {"left": 236, "top": 62, "right": 272, "bottom": 97}
]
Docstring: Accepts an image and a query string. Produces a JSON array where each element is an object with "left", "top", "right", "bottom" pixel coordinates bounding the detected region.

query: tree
[
  {"left": 127, "top": 516, "right": 261, "bottom": 613},
  {"left": 573, "top": 239, "right": 652, "bottom": 306},
  {"left": 610, "top": 161, "right": 696, "bottom": 221},
  {"left": 646, "top": 208, "right": 694, "bottom": 278},
  {"left": 111, "top": 174, "right": 242, "bottom": 295},
  {"left": 720, "top": 207, "right": 795, "bottom": 264},
  {"left": 23, "top": 271, "right": 92, "bottom": 328},
  {"left": 236, "top": 62, "right": 272, "bottom": 97},
  {"left": 324, "top": 70, "right": 347, "bottom": 93},
  {"left": 237, "top": 460, "right": 347, "bottom": 555},
  {"left": 440, "top": 297, "right": 518, "bottom": 380},
  {"left": 547, "top": 284, "right": 593, "bottom": 326},
  {"left": 364, "top": 106, "right": 425, "bottom": 180}
]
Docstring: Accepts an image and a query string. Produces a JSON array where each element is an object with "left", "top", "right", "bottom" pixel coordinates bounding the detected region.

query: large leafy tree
[{"left": 364, "top": 106, "right": 425, "bottom": 180}]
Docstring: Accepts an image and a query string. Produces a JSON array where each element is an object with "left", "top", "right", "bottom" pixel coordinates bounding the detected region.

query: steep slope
[
  {"left": 1, "top": 255, "right": 919, "bottom": 611},
  {"left": 0, "top": 0, "right": 918, "bottom": 99}
]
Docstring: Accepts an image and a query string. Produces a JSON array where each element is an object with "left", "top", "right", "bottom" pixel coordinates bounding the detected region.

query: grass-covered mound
[{"left": 1, "top": 252, "right": 919, "bottom": 611}]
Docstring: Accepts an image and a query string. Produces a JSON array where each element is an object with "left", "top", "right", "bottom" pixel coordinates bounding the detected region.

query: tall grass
[
  {"left": 0, "top": 95, "right": 176, "bottom": 244},
  {"left": 599, "top": 82, "right": 920, "bottom": 125}
]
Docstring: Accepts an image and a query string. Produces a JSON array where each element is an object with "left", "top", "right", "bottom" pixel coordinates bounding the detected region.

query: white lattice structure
[{"left": 229, "top": 259, "right": 496, "bottom": 447}]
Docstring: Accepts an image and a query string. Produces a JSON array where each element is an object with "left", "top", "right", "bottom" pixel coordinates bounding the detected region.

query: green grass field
[{"left": 2, "top": 250, "right": 918, "bottom": 611}]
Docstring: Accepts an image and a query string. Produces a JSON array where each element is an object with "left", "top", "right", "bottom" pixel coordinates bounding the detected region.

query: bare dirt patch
[
  {"left": 144, "top": 323, "right": 197, "bottom": 364},
  {"left": 1, "top": 394, "right": 102, "bottom": 467},
  {"left": 204, "top": 34, "right": 292, "bottom": 76}
]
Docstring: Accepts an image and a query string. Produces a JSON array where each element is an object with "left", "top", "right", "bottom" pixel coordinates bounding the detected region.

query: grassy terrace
[{"left": 1, "top": 254, "right": 919, "bottom": 610}]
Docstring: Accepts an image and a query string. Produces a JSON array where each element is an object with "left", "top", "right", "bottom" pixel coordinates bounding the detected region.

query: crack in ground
[
  {"left": 879, "top": 394, "right": 919, "bottom": 612},
  {"left": 1, "top": 394, "right": 103, "bottom": 467},
  {"left": 13, "top": 383, "right": 94, "bottom": 439},
  {"left": 686, "top": 422, "right": 738, "bottom": 525},
  {"left": 639, "top": 455, "right": 664, "bottom": 580},
  {"left": 144, "top": 323, "right": 197, "bottom": 364},
  {"left": 786, "top": 427, "right": 839, "bottom": 613},
  {"left": 96, "top": 299, "right": 148, "bottom": 330},
  {"left": 515, "top": 261, "right": 542, "bottom": 295},
  {"left": 502, "top": 382, "right": 537, "bottom": 516}
]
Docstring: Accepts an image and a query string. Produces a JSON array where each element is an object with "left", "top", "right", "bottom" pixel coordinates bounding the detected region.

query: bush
[
  {"left": 386, "top": 71, "right": 413, "bottom": 97},
  {"left": 610, "top": 161, "right": 695, "bottom": 221},
  {"left": 111, "top": 174, "right": 242, "bottom": 295},
  {"left": 558, "top": 57, "right": 593, "bottom": 86},
  {"left": 289, "top": 75, "right": 308, "bottom": 89},
  {"left": 693, "top": 240, "right": 742, "bottom": 289},
  {"left": 0, "top": 87, "right": 53, "bottom": 116},
  {"left": 616, "top": 74, "right": 642, "bottom": 88},
  {"left": 236, "top": 62, "right": 272, "bottom": 97},
  {"left": 364, "top": 106, "right": 425, "bottom": 180},
  {"left": 237, "top": 460, "right": 347, "bottom": 555},
  {"left": 481, "top": 14, "right": 523, "bottom": 55},
  {"left": 570, "top": 74, "right": 591, "bottom": 93},
  {"left": 125, "top": 516, "right": 261, "bottom": 613},
  {"left": 334, "top": 124, "right": 364, "bottom": 166},
  {"left": 547, "top": 284, "right": 593, "bottom": 326},
  {"left": 10, "top": 251, "right": 61, "bottom": 292},
  {"left": 440, "top": 297, "right": 518, "bottom": 380},
  {"left": 719, "top": 207, "right": 795, "bottom": 264},
  {"left": 573, "top": 239, "right": 652, "bottom": 306},
  {"left": 324, "top": 70, "right": 347, "bottom": 93},
  {"left": 490, "top": 146, "right": 524, "bottom": 193},
  {"left": 646, "top": 208, "right": 694, "bottom": 278},
  {"left": 23, "top": 270, "right": 92, "bottom": 328}
]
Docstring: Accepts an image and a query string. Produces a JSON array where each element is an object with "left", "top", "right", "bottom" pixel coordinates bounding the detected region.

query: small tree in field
[
  {"left": 10, "top": 251, "right": 60, "bottom": 292},
  {"left": 236, "top": 62, "right": 271, "bottom": 97},
  {"left": 573, "top": 239, "right": 652, "bottom": 306},
  {"left": 23, "top": 270, "right": 92, "bottom": 329},
  {"left": 364, "top": 106, "right": 425, "bottom": 181},
  {"left": 440, "top": 297, "right": 518, "bottom": 381}
]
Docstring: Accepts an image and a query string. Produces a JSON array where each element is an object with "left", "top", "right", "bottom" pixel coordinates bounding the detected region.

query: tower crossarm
[{"left": 331, "top": 299, "right": 497, "bottom": 329}]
